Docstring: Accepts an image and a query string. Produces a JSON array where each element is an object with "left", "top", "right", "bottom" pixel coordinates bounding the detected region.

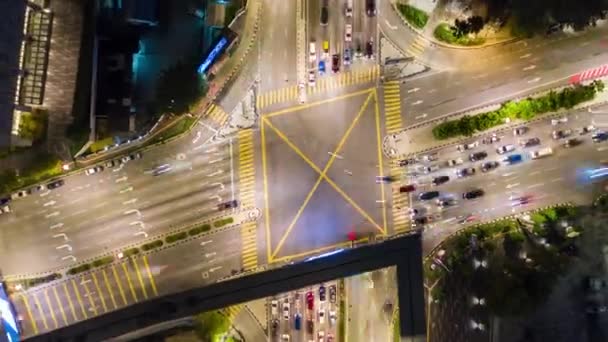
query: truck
[
  {"left": 503, "top": 154, "right": 523, "bottom": 165},
  {"left": 530, "top": 147, "right": 553, "bottom": 159}
]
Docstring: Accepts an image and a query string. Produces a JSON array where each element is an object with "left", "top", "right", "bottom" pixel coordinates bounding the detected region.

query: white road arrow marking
[
  {"left": 50, "top": 223, "right": 64, "bottom": 230},
  {"left": 385, "top": 19, "right": 398, "bottom": 30},
  {"left": 523, "top": 65, "right": 536, "bottom": 71},
  {"left": 520, "top": 53, "right": 532, "bottom": 59},
  {"left": 527, "top": 77, "right": 542, "bottom": 83},
  {"left": 412, "top": 100, "right": 423, "bottom": 105},
  {"left": 115, "top": 176, "right": 128, "bottom": 183},
  {"left": 505, "top": 183, "right": 520, "bottom": 189},
  {"left": 43, "top": 200, "right": 56, "bottom": 207},
  {"left": 45, "top": 211, "right": 60, "bottom": 218},
  {"left": 123, "top": 198, "right": 138, "bottom": 205},
  {"left": 407, "top": 88, "right": 420, "bottom": 93},
  {"left": 415, "top": 113, "right": 428, "bottom": 120}
]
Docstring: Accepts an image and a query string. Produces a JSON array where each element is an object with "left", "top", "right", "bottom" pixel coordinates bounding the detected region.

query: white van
[
  {"left": 309, "top": 42, "right": 316, "bottom": 62},
  {"left": 530, "top": 147, "right": 553, "bottom": 159},
  {"left": 345, "top": 0, "right": 353, "bottom": 17}
]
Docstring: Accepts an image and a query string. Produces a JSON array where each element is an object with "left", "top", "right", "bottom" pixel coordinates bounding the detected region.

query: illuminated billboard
[
  {"left": 0, "top": 284, "right": 19, "bottom": 342},
  {"left": 197, "top": 37, "right": 229, "bottom": 75}
]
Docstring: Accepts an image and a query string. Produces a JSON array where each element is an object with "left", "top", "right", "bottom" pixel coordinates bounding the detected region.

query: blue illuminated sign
[
  {"left": 0, "top": 285, "right": 19, "bottom": 341},
  {"left": 198, "top": 37, "right": 229, "bottom": 74}
]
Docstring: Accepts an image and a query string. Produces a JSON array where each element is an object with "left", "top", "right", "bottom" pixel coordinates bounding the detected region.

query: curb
[
  {"left": 4, "top": 208, "right": 260, "bottom": 282},
  {"left": 423, "top": 202, "right": 574, "bottom": 263}
]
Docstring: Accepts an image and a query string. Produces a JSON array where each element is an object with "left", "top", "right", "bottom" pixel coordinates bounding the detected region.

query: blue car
[
  {"left": 294, "top": 313, "right": 301, "bottom": 330},
  {"left": 319, "top": 60, "right": 326, "bottom": 75}
]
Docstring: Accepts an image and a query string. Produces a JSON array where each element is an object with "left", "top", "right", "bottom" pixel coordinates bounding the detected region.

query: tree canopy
[{"left": 452, "top": 0, "right": 608, "bottom": 36}]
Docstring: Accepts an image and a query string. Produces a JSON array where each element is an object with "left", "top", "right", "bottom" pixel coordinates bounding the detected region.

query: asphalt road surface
[
  {"left": 13, "top": 227, "right": 242, "bottom": 338},
  {"left": 0, "top": 133, "right": 238, "bottom": 275},
  {"left": 406, "top": 109, "right": 608, "bottom": 253}
]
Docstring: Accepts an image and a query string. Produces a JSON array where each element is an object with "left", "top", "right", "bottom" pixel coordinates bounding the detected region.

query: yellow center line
[
  {"left": 19, "top": 294, "right": 38, "bottom": 335},
  {"left": 261, "top": 118, "right": 273, "bottom": 263},
  {"left": 91, "top": 273, "right": 108, "bottom": 313},
  {"left": 101, "top": 269, "right": 118, "bottom": 310},
  {"left": 43, "top": 289, "right": 58, "bottom": 329},
  {"left": 32, "top": 293, "right": 48, "bottom": 330},
  {"left": 373, "top": 89, "right": 388, "bottom": 235},
  {"left": 131, "top": 258, "right": 148, "bottom": 299},
  {"left": 121, "top": 262, "right": 139, "bottom": 302},
  {"left": 62, "top": 282, "right": 77, "bottom": 321},
  {"left": 142, "top": 255, "right": 159, "bottom": 297},
  {"left": 71, "top": 279, "right": 88, "bottom": 319},
  {"left": 52, "top": 287, "right": 68, "bottom": 326},
  {"left": 80, "top": 277, "right": 97, "bottom": 316},
  {"left": 268, "top": 91, "right": 378, "bottom": 259},
  {"left": 111, "top": 264, "right": 128, "bottom": 306}
]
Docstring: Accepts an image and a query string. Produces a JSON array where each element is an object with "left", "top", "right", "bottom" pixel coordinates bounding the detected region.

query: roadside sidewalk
[{"left": 383, "top": 79, "right": 608, "bottom": 159}]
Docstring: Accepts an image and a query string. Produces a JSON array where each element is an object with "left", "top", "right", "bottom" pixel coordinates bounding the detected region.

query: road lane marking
[
  {"left": 123, "top": 198, "right": 137, "bottom": 205},
  {"left": 264, "top": 88, "right": 372, "bottom": 118},
  {"left": 20, "top": 294, "right": 38, "bottom": 334},
  {"left": 32, "top": 293, "right": 49, "bottom": 330},
  {"left": 528, "top": 77, "right": 542, "bottom": 83},
  {"left": 523, "top": 65, "right": 536, "bottom": 71},
  {"left": 411, "top": 100, "right": 423, "bottom": 105},
  {"left": 261, "top": 119, "right": 273, "bottom": 262},
  {"left": 51, "top": 287, "right": 68, "bottom": 326},
  {"left": 43, "top": 289, "right": 59, "bottom": 328},
  {"left": 45, "top": 211, "right": 60, "bottom": 218},
  {"left": 373, "top": 90, "right": 388, "bottom": 234},
  {"left": 80, "top": 277, "right": 97, "bottom": 316},
  {"left": 407, "top": 87, "right": 420, "bottom": 93},
  {"left": 121, "top": 262, "right": 139, "bottom": 302},
  {"left": 520, "top": 53, "right": 532, "bottom": 59},
  {"left": 111, "top": 265, "right": 128, "bottom": 306},
  {"left": 91, "top": 273, "right": 108, "bottom": 313},
  {"left": 71, "top": 279, "right": 88, "bottom": 319},
  {"left": 101, "top": 269, "right": 118, "bottom": 309},
  {"left": 527, "top": 183, "right": 544, "bottom": 189},
  {"left": 131, "top": 258, "right": 148, "bottom": 300},
  {"left": 43, "top": 200, "right": 56, "bottom": 207},
  {"left": 506, "top": 183, "right": 520, "bottom": 189},
  {"left": 115, "top": 176, "right": 128, "bottom": 183},
  {"left": 264, "top": 93, "right": 383, "bottom": 259},
  {"left": 551, "top": 177, "right": 564, "bottom": 182},
  {"left": 50, "top": 223, "right": 64, "bottom": 230},
  {"left": 62, "top": 283, "right": 78, "bottom": 321},
  {"left": 272, "top": 237, "right": 370, "bottom": 263},
  {"left": 142, "top": 256, "right": 159, "bottom": 297}
]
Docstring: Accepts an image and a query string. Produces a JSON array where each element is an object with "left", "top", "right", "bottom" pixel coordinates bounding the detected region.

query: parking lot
[{"left": 269, "top": 282, "right": 339, "bottom": 342}]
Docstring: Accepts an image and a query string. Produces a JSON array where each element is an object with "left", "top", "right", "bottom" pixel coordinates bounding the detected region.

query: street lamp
[
  {"left": 62, "top": 164, "right": 71, "bottom": 171},
  {"left": 473, "top": 258, "right": 488, "bottom": 269}
]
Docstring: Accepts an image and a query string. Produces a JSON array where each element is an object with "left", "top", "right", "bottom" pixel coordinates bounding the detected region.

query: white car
[
  {"left": 282, "top": 334, "right": 291, "bottom": 341},
  {"left": 308, "top": 70, "right": 316, "bottom": 87},
  {"left": 495, "top": 144, "right": 515, "bottom": 154},
  {"left": 318, "top": 331, "right": 325, "bottom": 342},
  {"left": 456, "top": 141, "right": 479, "bottom": 152},
  {"left": 446, "top": 158, "right": 464, "bottom": 167},
  {"left": 283, "top": 301, "right": 290, "bottom": 320},
  {"left": 309, "top": 42, "right": 316, "bottom": 63},
  {"left": 0, "top": 205, "right": 10, "bottom": 215},
  {"left": 85, "top": 165, "right": 104, "bottom": 176},
  {"left": 551, "top": 117, "right": 568, "bottom": 125},
  {"left": 329, "top": 310, "right": 337, "bottom": 325},
  {"left": 345, "top": 24, "right": 352, "bottom": 42}
]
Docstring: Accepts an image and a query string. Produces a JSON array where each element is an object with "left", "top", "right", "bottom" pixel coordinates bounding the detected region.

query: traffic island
[{"left": 423, "top": 203, "right": 597, "bottom": 342}]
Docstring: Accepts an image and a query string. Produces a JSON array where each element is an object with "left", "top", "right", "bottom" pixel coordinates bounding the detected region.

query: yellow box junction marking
[
  {"left": 263, "top": 91, "right": 386, "bottom": 260},
  {"left": 91, "top": 273, "right": 108, "bottom": 313},
  {"left": 80, "top": 277, "right": 97, "bottom": 316},
  {"left": 101, "top": 269, "right": 118, "bottom": 310},
  {"left": 405, "top": 35, "right": 428, "bottom": 58},
  {"left": 43, "top": 289, "right": 58, "bottom": 328},
  {"left": 32, "top": 293, "right": 48, "bottom": 330},
  {"left": 111, "top": 264, "right": 129, "bottom": 306},
  {"left": 131, "top": 258, "right": 148, "bottom": 300},
  {"left": 121, "top": 262, "right": 139, "bottom": 303},
  {"left": 71, "top": 279, "right": 88, "bottom": 319}
]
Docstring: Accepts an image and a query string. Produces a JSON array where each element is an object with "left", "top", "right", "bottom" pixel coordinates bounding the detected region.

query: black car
[
  {"left": 329, "top": 285, "right": 336, "bottom": 303},
  {"left": 331, "top": 54, "right": 340, "bottom": 73},
  {"left": 0, "top": 197, "right": 10, "bottom": 206},
  {"left": 47, "top": 179, "right": 65, "bottom": 190},
  {"left": 413, "top": 216, "right": 430, "bottom": 225},
  {"left": 419, "top": 191, "right": 440, "bottom": 201},
  {"left": 217, "top": 199, "right": 238, "bottom": 211},
  {"left": 463, "top": 189, "right": 484, "bottom": 200},
  {"left": 469, "top": 151, "right": 488, "bottom": 162},
  {"left": 320, "top": 6, "right": 329, "bottom": 26},
  {"left": 432, "top": 176, "right": 450, "bottom": 186},
  {"left": 552, "top": 129, "right": 572, "bottom": 140},
  {"left": 271, "top": 319, "right": 279, "bottom": 336},
  {"left": 398, "top": 158, "right": 417, "bottom": 167},
  {"left": 519, "top": 137, "right": 541, "bottom": 148},
  {"left": 436, "top": 198, "right": 456, "bottom": 208},
  {"left": 319, "top": 285, "right": 326, "bottom": 302},
  {"left": 480, "top": 161, "right": 499, "bottom": 172},
  {"left": 365, "top": 40, "right": 373, "bottom": 59},
  {"left": 366, "top": 0, "right": 377, "bottom": 16},
  {"left": 563, "top": 138, "right": 582, "bottom": 148}
]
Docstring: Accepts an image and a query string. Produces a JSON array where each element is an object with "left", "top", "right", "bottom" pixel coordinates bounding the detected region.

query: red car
[
  {"left": 399, "top": 184, "right": 416, "bottom": 193},
  {"left": 331, "top": 54, "right": 340, "bottom": 73},
  {"left": 306, "top": 291, "right": 314, "bottom": 310}
]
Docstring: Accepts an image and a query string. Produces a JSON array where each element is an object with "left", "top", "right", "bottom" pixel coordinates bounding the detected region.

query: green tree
[
  {"left": 194, "top": 310, "right": 230, "bottom": 342},
  {"left": 467, "top": 15, "right": 485, "bottom": 34},
  {"left": 154, "top": 59, "right": 208, "bottom": 118}
]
